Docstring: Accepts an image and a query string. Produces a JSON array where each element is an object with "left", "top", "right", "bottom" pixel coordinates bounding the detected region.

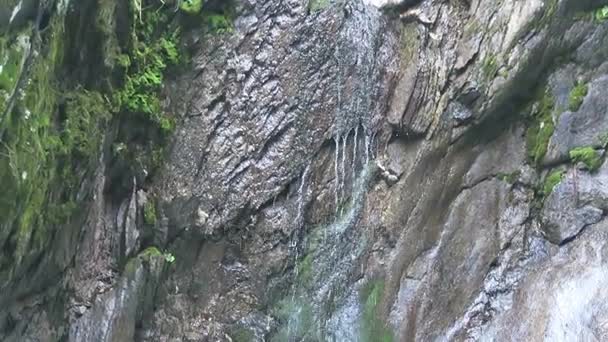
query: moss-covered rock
[
  {"left": 569, "top": 146, "right": 602, "bottom": 172},
  {"left": 568, "top": 82, "right": 588, "bottom": 112},
  {"left": 309, "top": 0, "right": 330, "bottom": 12},
  {"left": 526, "top": 89, "right": 555, "bottom": 166},
  {"left": 359, "top": 279, "right": 394, "bottom": 342},
  {"left": 143, "top": 197, "right": 158, "bottom": 225},
  {"left": 543, "top": 170, "right": 564, "bottom": 196},
  {"left": 180, "top": 0, "right": 204, "bottom": 15}
]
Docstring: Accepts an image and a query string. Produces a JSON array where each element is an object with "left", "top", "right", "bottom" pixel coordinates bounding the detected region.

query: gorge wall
[{"left": 2, "top": 0, "right": 608, "bottom": 341}]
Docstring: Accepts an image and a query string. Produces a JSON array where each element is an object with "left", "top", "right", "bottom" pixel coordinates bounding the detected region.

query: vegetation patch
[
  {"left": 543, "top": 170, "right": 564, "bottom": 196},
  {"left": 569, "top": 146, "right": 602, "bottom": 172},
  {"left": 296, "top": 253, "right": 314, "bottom": 286},
  {"left": 229, "top": 326, "right": 255, "bottom": 342},
  {"left": 482, "top": 55, "right": 499, "bottom": 80},
  {"left": 526, "top": 89, "right": 555, "bottom": 166},
  {"left": 143, "top": 197, "right": 158, "bottom": 225},
  {"left": 309, "top": 0, "right": 330, "bottom": 12},
  {"left": 359, "top": 279, "right": 394, "bottom": 342},
  {"left": 596, "top": 6, "right": 608, "bottom": 21},
  {"left": 180, "top": 0, "right": 204, "bottom": 15},
  {"left": 114, "top": 2, "right": 182, "bottom": 135},
  {"left": 568, "top": 82, "right": 588, "bottom": 112},
  {"left": 0, "top": 14, "right": 114, "bottom": 274}
]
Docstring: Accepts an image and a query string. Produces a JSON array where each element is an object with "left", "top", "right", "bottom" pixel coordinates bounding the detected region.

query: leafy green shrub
[
  {"left": 568, "top": 82, "right": 588, "bottom": 112},
  {"left": 569, "top": 147, "right": 602, "bottom": 172},
  {"left": 164, "top": 252, "right": 176, "bottom": 263},
  {"left": 113, "top": 1, "right": 182, "bottom": 135}
]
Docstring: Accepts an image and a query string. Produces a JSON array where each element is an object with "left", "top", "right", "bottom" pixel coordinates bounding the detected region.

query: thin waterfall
[
  {"left": 340, "top": 133, "right": 348, "bottom": 211},
  {"left": 365, "top": 133, "right": 370, "bottom": 165},
  {"left": 278, "top": 1, "right": 387, "bottom": 340},
  {"left": 353, "top": 125, "right": 359, "bottom": 178},
  {"left": 334, "top": 136, "right": 340, "bottom": 215}
]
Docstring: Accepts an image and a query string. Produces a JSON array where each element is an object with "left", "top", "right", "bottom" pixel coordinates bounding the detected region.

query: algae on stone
[
  {"left": 569, "top": 146, "right": 602, "bottom": 172},
  {"left": 543, "top": 170, "right": 564, "bottom": 195},
  {"left": 526, "top": 89, "right": 555, "bottom": 166},
  {"left": 568, "top": 82, "right": 588, "bottom": 112},
  {"left": 359, "top": 279, "right": 394, "bottom": 342}
]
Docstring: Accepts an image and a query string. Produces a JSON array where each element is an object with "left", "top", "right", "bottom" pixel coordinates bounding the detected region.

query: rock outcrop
[{"left": 2, "top": 0, "right": 608, "bottom": 341}]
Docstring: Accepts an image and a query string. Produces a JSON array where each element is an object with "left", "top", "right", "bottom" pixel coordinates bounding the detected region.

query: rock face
[{"left": 3, "top": 0, "right": 608, "bottom": 341}]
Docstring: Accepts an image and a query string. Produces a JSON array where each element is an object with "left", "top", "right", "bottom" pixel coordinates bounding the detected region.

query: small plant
[
  {"left": 143, "top": 199, "right": 157, "bottom": 225},
  {"left": 164, "top": 252, "right": 176, "bottom": 263},
  {"left": 569, "top": 146, "right": 602, "bottom": 172},
  {"left": 114, "top": 2, "right": 181, "bottom": 135},
  {"left": 596, "top": 6, "right": 608, "bottom": 21},
  {"left": 180, "top": 0, "right": 204, "bottom": 14},
  {"left": 543, "top": 170, "right": 564, "bottom": 195},
  {"left": 568, "top": 82, "right": 588, "bottom": 112}
]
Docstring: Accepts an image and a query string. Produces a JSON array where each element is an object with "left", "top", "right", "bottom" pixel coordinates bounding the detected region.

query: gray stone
[
  {"left": 546, "top": 75, "right": 608, "bottom": 163},
  {"left": 542, "top": 164, "right": 608, "bottom": 244}
]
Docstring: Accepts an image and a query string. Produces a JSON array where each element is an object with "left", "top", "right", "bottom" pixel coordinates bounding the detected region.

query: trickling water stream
[{"left": 275, "top": 1, "right": 387, "bottom": 340}]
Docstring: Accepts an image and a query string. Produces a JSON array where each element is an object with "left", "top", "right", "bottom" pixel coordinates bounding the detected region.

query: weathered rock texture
[{"left": 2, "top": 0, "right": 608, "bottom": 341}]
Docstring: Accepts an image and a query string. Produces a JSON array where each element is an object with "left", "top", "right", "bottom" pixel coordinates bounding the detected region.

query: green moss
[
  {"left": 61, "top": 89, "right": 111, "bottom": 157},
  {"left": 204, "top": 13, "right": 234, "bottom": 33},
  {"left": 143, "top": 198, "right": 157, "bottom": 225},
  {"left": 140, "top": 246, "right": 162, "bottom": 258},
  {"left": 0, "top": 16, "right": 109, "bottom": 269},
  {"left": 308, "top": 0, "right": 330, "bottom": 12},
  {"left": 595, "top": 6, "right": 608, "bottom": 21},
  {"left": 296, "top": 253, "right": 314, "bottom": 286},
  {"left": 543, "top": 170, "right": 564, "bottom": 195},
  {"left": 96, "top": 0, "right": 120, "bottom": 67},
  {"left": 568, "top": 82, "right": 588, "bottom": 112},
  {"left": 569, "top": 146, "right": 602, "bottom": 172},
  {"left": 180, "top": 0, "right": 204, "bottom": 15},
  {"left": 359, "top": 279, "right": 394, "bottom": 342},
  {"left": 526, "top": 89, "right": 555, "bottom": 166},
  {"left": 482, "top": 55, "right": 499, "bottom": 80},
  {"left": 229, "top": 327, "right": 255, "bottom": 342},
  {"left": 0, "top": 33, "right": 29, "bottom": 97}
]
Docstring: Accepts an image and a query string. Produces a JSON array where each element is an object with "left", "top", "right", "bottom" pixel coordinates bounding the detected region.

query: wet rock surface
[{"left": 3, "top": 0, "right": 608, "bottom": 341}]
